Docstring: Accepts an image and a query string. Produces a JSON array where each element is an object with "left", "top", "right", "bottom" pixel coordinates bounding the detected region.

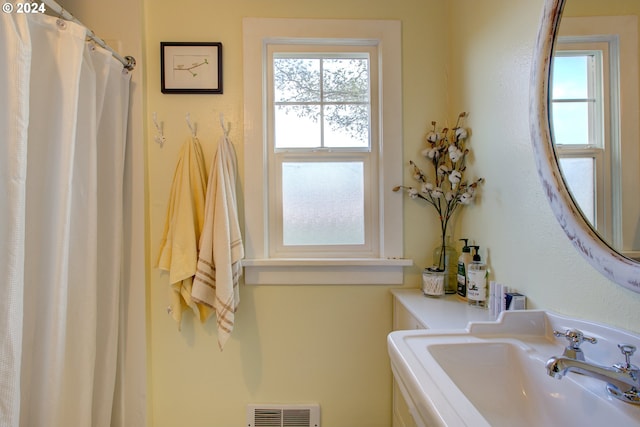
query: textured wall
[
  {"left": 144, "top": 1, "right": 448, "bottom": 426},
  {"left": 448, "top": 0, "right": 640, "bottom": 332},
  {"left": 142, "top": 0, "right": 640, "bottom": 426}
]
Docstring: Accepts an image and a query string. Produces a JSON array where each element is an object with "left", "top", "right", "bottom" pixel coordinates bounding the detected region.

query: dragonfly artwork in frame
[{"left": 161, "top": 42, "right": 223, "bottom": 94}]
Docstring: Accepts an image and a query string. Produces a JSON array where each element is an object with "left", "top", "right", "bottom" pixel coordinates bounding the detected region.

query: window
[
  {"left": 551, "top": 47, "right": 609, "bottom": 231},
  {"left": 554, "top": 15, "right": 640, "bottom": 257},
  {"left": 269, "top": 47, "right": 376, "bottom": 257},
  {"left": 242, "top": 18, "right": 410, "bottom": 285}
]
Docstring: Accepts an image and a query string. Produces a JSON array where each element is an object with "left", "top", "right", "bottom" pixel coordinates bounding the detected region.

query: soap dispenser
[
  {"left": 467, "top": 246, "right": 487, "bottom": 308},
  {"left": 456, "top": 239, "right": 472, "bottom": 300}
]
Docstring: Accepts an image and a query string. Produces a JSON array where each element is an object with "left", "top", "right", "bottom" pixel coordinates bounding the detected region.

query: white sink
[{"left": 388, "top": 310, "right": 640, "bottom": 427}]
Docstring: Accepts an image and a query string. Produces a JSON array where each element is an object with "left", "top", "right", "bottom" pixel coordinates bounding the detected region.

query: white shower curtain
[{"left": 0, "top": 11, "right": 131, "bottom": 427}]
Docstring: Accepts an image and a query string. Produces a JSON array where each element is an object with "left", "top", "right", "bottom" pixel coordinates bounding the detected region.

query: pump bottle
[
  {"left": 467, "top": 246, "right": 488, "bottom": 308},
  {"left": 456, "top": 239, "right": 472, "bottom": 300}
]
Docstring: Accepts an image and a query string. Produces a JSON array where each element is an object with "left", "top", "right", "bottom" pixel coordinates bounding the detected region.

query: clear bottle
[
  {"left": 432, "top": 235, "right": 458, "bottom": 294},
  {"left": 456, "top": 238, "right": 472, "bottom": 300},
  {"left": 467, "top": 246, "right": 488, "bottom": 308}
]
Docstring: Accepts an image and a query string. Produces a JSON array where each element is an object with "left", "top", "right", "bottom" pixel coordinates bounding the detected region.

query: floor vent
[{"left": 247, "top": 403, "right": 320, "bottom": 427}]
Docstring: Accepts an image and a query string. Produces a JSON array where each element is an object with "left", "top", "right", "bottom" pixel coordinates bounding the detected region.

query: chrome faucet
[
  {"left": 553, "top": 328, "right": 597, "bottom": 361},
  {"left": 546, "top": 332, "right": 640, "bottom": 405}
]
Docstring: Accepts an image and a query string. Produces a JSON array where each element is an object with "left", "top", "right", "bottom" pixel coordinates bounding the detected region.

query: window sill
[{"left": 243, "top": 258, "right": 413, "bottom": 285}]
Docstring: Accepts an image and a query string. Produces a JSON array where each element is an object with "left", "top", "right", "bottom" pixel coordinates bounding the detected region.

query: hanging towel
[
  {"left": 156, "top": 137, "right": 213, "bottom": 326},
  {"left": 193, "top": 119, "right": 244, "bottom": 350}
]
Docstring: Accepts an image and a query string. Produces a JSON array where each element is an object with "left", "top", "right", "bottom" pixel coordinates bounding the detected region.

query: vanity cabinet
[
  {"left": 391, "top": 288, "right": 493, "bottom": 331},
  {"left": 392, "top": 378, "right": 420, "bottom": 427},
  {"left": 390, "top": 289, "right": 494, "bottom": 427},
  {"left": 393, "top": 297, "right": 427, "bottom": 330}
]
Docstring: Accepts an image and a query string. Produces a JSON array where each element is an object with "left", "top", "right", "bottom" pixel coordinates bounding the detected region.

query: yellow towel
[
  {"left": 156, "top": 137, "right": 213, "bottom": 326},
  {"left": 192, "top": 123, "right": 244, "bottom": 350}
]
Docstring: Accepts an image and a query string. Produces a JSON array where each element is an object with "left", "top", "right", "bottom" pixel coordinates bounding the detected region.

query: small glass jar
[
  {"left": 422, "top": 268, "right": 446, "bottom": 297},
  {"left": 432, "top": 236, "right": 459, "bottom": 294}
]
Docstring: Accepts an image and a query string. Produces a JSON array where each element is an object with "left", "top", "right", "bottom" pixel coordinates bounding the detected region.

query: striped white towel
[{"left": 192, "top": 119, "right": 243, "bottom": 350}]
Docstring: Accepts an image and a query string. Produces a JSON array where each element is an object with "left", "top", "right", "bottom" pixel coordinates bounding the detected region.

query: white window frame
[{"left": 242, "top": 18, "right": 410, "bottom": 285}]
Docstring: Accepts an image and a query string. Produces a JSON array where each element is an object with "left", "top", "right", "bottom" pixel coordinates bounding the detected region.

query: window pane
[
  {"left": 273, "top": 54, "right": 371, "bottom": 150},
  {"left": 551, "top": 102, "right": 590, "bottom": 145},
  {"left": 323, "top": 104, "right": 369, "bottom": 148},
  {"left": 273, "top": 58, "right": 320, "bottom": 102},
  {"left": 559, "top": 157, "right": 595, "bottom": 224},
  {"left": 282, "top": 162, "right": 365, "bottom": 246},
  {"left": 552, "top": 56, "right": 589, "bottom": 99},
  {"left": 322, "top": 58, "right": 369, "bottom": 102},
  {"left": 275, "top": 105, "right": 321, "bottom": 148}
]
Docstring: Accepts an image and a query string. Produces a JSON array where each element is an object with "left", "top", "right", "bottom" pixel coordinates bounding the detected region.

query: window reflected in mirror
[
  {"left": 552, "top": 11, "right": 640, "bottom": 259},
  {"left": 550, "top": 39, "right": 613, "bottom": 244}
]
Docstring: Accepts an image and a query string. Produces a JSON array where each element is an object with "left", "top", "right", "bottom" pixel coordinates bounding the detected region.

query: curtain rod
[{"left": 42, "top": 0, "right": 136, "bottom": 71}]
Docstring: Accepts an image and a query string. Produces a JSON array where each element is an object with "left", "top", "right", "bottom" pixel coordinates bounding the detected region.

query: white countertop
[
  {"left": 391, "top": 288, "right": 495, "bottom": 330},
  {"left": 387, "top": 309, "right": 640, "bottom": 427}
]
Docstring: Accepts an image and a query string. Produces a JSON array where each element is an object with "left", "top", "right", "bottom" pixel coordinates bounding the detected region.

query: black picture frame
[{"left": 161, "top": 42, "right": 223, "bottom": 94}]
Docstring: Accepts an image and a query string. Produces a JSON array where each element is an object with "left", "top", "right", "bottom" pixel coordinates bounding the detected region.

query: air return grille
[{"left": 247, "top": 404, "right": 320, "bottom": 427}]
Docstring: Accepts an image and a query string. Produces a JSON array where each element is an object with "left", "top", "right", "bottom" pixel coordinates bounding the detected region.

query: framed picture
[{"left": 161, "top": 42, "right": 223, "bottom": 94}]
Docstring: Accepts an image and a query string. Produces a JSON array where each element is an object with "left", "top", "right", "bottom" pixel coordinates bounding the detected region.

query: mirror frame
[{"left": 530, "top": 0, "right": 640, "bottom": 293}]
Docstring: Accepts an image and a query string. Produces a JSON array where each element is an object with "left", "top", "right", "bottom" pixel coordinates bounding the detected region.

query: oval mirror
[{"left": 530, "top": 0, "right": 640, "bottom": 293}]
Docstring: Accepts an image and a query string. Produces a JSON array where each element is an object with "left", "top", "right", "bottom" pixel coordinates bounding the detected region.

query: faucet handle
[
  {"left": 553, "top": 328, "right": 598, "bottom": 348},
  {"left": 617, "top": 344, "right": 637, "bottom": 369},
  {"left": 553, "top": 329, "right": 597, "bottom": 361}
]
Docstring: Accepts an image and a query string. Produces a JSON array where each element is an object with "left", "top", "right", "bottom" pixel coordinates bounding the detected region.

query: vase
[{"left": 432, "top": 235, "right": 458, "bottom": 294}]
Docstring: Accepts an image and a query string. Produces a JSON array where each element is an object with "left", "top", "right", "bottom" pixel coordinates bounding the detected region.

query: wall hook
[
  {"left": 186, "top": 113, "right": 197, "bottom": 137},
  {"left": 219, "top": 112, "right": 230, "bottom": 137},
  {"left": 152, "top": 112, "right": 166, "bottom": 147}
]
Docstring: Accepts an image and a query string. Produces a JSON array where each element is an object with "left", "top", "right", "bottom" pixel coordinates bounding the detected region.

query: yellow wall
[
  {"left": 448, "top": 0, "right": 640, "bottom": 331},
  {"left": 140, "top": 0, "right": 640, "bottom": 426},
  {"left": 144, "top": 1, "right": 448, "bottom": 426},
  {"left": 564, "top": 0, "right": 640, "bottom": 16}
]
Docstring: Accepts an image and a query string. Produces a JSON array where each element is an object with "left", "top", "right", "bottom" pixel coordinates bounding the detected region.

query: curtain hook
[
  {"left": 56, "top": 7, "right": 67, "bottom": 29},
  {"left": 56, "top": 19, "right": 67, "bottom": 29}
]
